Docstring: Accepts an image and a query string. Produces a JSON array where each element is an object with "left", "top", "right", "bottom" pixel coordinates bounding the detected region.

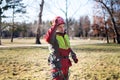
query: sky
[{"left": 3, "top": 0, "right": 95, "bottom": 23}]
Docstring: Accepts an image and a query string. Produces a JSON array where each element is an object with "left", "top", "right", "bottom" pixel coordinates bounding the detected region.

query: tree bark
[
  {"left": 65, "top": 0, "right": 69, "bottom": 35},
  {"left": 11, "top": 1, "right": 15, "bottom": 43},
  {"left": 105, "top": 27, "right": 109, "bottom": 43},
  {"left": 35, "top": 0, "right": 44, "bottom": 44},
  {"left": 0, "top": 13, "right": 2, "bottom": 45}
]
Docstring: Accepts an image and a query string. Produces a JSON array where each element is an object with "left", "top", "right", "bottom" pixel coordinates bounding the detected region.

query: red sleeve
[
  {"left": 45, "top": 28, "right": 52, "bottom": 43},
  {"left": 44, "top": 26, "right": 56, "bottom": 44}
]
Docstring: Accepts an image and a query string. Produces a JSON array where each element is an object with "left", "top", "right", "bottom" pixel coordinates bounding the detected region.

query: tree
[
  {"left": 45, "top": 0, "right": 89, "bottom": 35},
  {"left": 54, "top": 0, "right": 69, "bottom": 34},
  {"left": 0, "top": 0, "right": 12, "bottom": 45},
  {"left": 95, "top": 0, "right": 120, "bottom": 44},
  {"left": 0, "top": 8, "right": 2, "bottom": 45},
  {"left": 106, "top": 18, "right": 116, "bottom": 43},
  {"left": 36, "top": 0, "right": 44, "bottom": 44},
  {"left": 91, "top": 24, "right": 100, "bottom": 37},
  {"left": 102, "top": 6, "right": 109, "bottom": 43},
  {"left": 79, "top": 16, "right": 91, "bottom": 37},
  {"left": 65, "top": 0, "right": 69, "bottom": 34},
  {"left": 6, "top": 0, "right": 26, "bottom": 42}
]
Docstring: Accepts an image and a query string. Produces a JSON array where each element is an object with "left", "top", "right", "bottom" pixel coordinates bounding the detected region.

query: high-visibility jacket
[{"left": 45, "top": 26, "right": 75, "bottom": 69}]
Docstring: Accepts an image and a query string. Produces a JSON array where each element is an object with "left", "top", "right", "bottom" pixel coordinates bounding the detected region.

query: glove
[
  {"left": 71, "top": 52, "right": 78, "bottom": 63},
  {"left": 73, "top": 58, "right": 78, "bottom": 63}
]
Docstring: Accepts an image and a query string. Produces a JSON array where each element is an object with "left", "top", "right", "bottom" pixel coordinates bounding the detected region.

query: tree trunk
[
  {"left": 111, "top": 17, "right": 120, "bottom": 43},
  {"left": 105, "top": 27, "right": 109, "bottom": 43},
  {"left": 11, "top": 25, "right": 14, "bottom": 42},
  {"left": 11, "top": 18, "right": 14, "bottom": 43},
  {"left": 35, "top": 0, "right": 44, "bottom": 44},
  {"left": 0, "top": 13, "right": 2, "bottom": 45},
  {"left": 113, "top": 37, "right": 116, "bottom": 43},
  {"left": 11, "top": 2, "right": 15, "bottom": 43},
  {"left": 65, "top": 0, "right": 69, "bottom": 35},
  {"left": 36, "top": 25, "right": 41, "bottom": 44}
]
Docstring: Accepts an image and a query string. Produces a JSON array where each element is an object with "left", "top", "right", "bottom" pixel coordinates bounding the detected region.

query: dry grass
[
  {"left": 1, "top": 37, "right": 105, "bottom": 46},
  {"left": 0, "top": 48, "right": 50, "bottom": 80},
  {"left": 70, "top": 44, "right": 120, "bottom": 80},
  {"left": 0, "top": 39, "right": 120, "bottom": 80},
  {"left": 1, "top": 38, "right": 47, "bottom": 45}
]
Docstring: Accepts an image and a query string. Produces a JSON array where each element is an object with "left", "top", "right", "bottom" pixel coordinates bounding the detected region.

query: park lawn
[
  {"left": 0, "top": 44, "right": 120, "bottom": 80},
  {"left": 1, "top": 38, "right": 47, "bottom": 45},
  {"left": 70, "top": 44, "right": 120, "bottom": 80}
]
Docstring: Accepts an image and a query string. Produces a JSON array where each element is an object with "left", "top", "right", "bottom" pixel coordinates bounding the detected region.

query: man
[{"left": 45, "top": 16, "right": 78, "bottom": 80}]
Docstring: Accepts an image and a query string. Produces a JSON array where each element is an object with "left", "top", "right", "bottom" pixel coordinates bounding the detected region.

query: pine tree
[{"left": 6, "top": 0, "right": 26, "bottom": 42}]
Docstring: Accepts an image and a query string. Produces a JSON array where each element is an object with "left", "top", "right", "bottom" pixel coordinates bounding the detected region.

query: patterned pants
[{"left": 51, "top": 67, "right": 69, "bottom": 80}]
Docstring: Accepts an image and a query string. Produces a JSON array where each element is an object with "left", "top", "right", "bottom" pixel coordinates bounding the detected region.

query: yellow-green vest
[{"left": 56, "top": 34, "right": 70, "bottom": 49}]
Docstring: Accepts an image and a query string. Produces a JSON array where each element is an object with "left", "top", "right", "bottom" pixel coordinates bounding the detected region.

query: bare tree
[
  {"left": 65, "top": 0, "right": 69, "bottom": 34},
  {"left": 36, "top": 0, "right": 44, "bottom": 44},
  {"left": 57, "top": 0, "right": 69, "bottom": 34},
  {"left": 79, "top": 16, "right": 91, "bottom": 37},
  {"left": 45, "top": 0, "right": 89, "bottom": 35}
]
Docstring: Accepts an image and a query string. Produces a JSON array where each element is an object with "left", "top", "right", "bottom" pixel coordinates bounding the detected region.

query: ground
[{"left": 0, "top": 38, "right": 120, "bottom": 80}]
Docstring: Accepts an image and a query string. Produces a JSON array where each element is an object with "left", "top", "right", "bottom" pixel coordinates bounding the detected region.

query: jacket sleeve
[
  {"left": 44, "top": 25, "right": 57, "bottom": 44},
  {"left": 70, "top": 49, "right": 78, "bottom": 63},
  {"left": 45, "top": 25, "right": 61, "bottom": 69},
  {"left": 70, "top": 49, "right": 76, "bottom": 57}
]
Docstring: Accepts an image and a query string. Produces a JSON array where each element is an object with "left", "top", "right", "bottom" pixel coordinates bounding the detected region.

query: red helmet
[{"left": 51, "top": 16, "right": 65, "bottom": 26}]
